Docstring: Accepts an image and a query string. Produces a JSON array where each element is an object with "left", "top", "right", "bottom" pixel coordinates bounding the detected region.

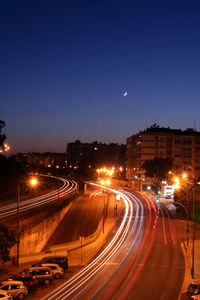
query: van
[{"left": 40, "top": 256, "right": 68, "bottom": 271}]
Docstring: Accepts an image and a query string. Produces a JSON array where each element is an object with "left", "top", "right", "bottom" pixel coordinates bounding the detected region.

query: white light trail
[
  {"left": 0, "top": 175, "right": 77, "bottom": 219},
  {"left": 41, "top": 184, "right": 145, "bottom": 300}
]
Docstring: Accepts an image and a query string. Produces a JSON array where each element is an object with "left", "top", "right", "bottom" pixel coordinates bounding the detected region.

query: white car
[
  {"left": 191, "top": 295, "right": 200, "bottom": 300},
  {"left": 0, "top": 290, "right": 13, "bottom": 300},
  {"left": 40, "top": 263, "right": 64, "bottom": 279},
  {"left": 0, "top": 280, "right": 28, "bottom": 299}
]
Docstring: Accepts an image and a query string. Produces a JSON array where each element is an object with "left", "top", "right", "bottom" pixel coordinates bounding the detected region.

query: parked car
[
  {"left": 40, "top": 256, "right": 68, "bottom": 271},
  {"left": 187, "top": 282, "right": 200, "bottom": 295},
  {"left": 191, "top": 295, "right": 200, "bottom": 300},
  {"left": 0, "top": 280, "right": 28, "bottom": 299},
  {"left": 20, "top": 267, "right": 53, "bottom": 285},
  {"left": 11, "top": 275, "right": 38, "bottom": 291},
  {"left": 0, "top": 290, "right": 13, "bottom": 300},
  {"left": 32, "top": 263, "right": 64, "bottom": 279}
]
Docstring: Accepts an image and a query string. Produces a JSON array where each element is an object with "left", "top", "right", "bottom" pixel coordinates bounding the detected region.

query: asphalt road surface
[
  {"left": 43, "top": 188, "right": 118, "bottom": 247},
  {"left": 1, "top": 181, "right": 185, "bottom": 300},
  {"left": 0, "top": 176, "right": 77, "bottom": 226},
  {"left": 42, "top": 186, "right": 185, "bottom": 300}
]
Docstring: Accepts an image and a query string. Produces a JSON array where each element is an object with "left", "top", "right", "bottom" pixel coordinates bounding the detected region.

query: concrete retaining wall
[
  {"left": 15, "top": 218, "right": 104, "bottom": 265},
  {"left": 10, "top": 200, "right": 74, "bottom": 262}
]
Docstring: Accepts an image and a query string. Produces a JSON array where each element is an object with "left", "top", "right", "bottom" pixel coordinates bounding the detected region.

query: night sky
[{"left": 1, "top": 1, "right": 200, "bottom": 153}]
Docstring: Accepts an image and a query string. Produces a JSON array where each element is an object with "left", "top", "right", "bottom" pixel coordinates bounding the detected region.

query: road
[
  {"left": 41, "top": 185, "right": 185, "bottom": 300},
  {"left": 0, "top": 175, "right": 77, "bottom": 225},
  {"left": 44, "top": 190, "right": 105, "bottom": 247}
]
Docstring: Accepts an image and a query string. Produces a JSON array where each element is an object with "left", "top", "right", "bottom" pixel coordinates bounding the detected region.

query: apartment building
[
  {"left": 66, "top": 140, "right": 126, "bottom": 169},
  {"left": 14, "top": 152, "right": 66, "bottom": 168},
  {"left": 126, "top": 125, "right": 200, "bottom": 184}
]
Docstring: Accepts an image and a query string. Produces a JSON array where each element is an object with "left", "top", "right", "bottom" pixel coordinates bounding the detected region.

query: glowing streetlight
[
  {"left": 17, "top": 177, "right": 38, "bottom": 267},
  {"left": 30, "top": 178, "right": 38, "bottom": 186},
  {"left": 174, "top": 177, "right": 179, "bottom": 183},
  {"left": 106, "top": 179, "right": 111, "bottom": 186},
  {"left": 1, "top": 143, "right": 11, "bottom": 153},
  {"left": 100, "top": 179, "right": 105, "bottom": 185}
]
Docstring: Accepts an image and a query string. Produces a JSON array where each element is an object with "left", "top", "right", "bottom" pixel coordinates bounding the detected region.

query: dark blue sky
[{"left": 1, "top": 1, "right": 200, "bottom": 153}]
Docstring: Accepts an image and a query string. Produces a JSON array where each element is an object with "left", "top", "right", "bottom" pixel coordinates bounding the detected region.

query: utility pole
[
  {"left": 103, "top": 190, "right": 105, "bottom": 233},
  {"left": 16, "top": 184, "right": 20, "bottom": 268},
  {"left": 191, "top": 186, "right": 195, "bottom": 278}
]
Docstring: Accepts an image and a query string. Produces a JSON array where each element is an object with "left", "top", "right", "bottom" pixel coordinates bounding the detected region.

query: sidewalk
[{"left": 180, "top": 238, "right": 200, "bottom": 299}]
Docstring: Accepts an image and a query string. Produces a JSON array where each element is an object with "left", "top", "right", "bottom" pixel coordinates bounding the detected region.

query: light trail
[
  {"left": 102, "top": 191, "right": 155, "bottom": 300},
  {"left": 119, "top": 211, "right": 157, "bottom": 300},
  {"left": 158, "top": 203, "right": 168, "bottom": 245},
  {"left": 142, "top": 194, "right": 175, "bottom": 246},
  {"left": 73, "top": 190, "right": 143, "bottom": 300},
  {"left": 41, "top": 184, "right": 145, "bottom": 300},
  {"left": 0, "top": 175, "right": 77, "bottom": 219},
  {"left": 162, "top": 204, "right": 176, "bottom": 246},
  {"left": 41, "top": 187, "right": 175, "bottom": 300}
]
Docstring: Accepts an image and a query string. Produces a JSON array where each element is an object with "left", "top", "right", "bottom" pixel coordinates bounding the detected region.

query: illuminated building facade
[{"left": 126, "top": 125, "right": 200, "bottom": 185}]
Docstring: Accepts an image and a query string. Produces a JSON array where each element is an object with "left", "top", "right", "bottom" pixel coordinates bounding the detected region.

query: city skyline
[{"left": 1, "top": 1, "right": 200, "bottom": 153}]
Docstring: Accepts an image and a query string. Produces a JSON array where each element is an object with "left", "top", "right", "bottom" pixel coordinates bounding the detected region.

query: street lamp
[
  {"left": 16, "top": 177, "right": 38, "bottom": 267},
  {"left": 100, "top": 179, "right": 111, "bottom": 233},
  {"left": 190, "top": 181, "right": 200, "bottom": 278},
  {"left": 174, "top": 175, "right": 199, "bottom": 279}
]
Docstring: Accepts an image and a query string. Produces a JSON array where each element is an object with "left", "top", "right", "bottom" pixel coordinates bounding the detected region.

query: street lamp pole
[
  {"left": 103, "top": 189, "right": 106, "bottom": 234},
  {"left": 57, "top": 177, "right": 60, "bottom": 200},
  {"left": 16, "top": 184, "right": 20, "bottom": 268},
  {"left": 99, "top": 178, "right": 111, "bottom": 233},
  {"left": 16, "top": 177, "right": 38, "bottom": 267},
  {"left": 191, "top": 187, "right": 195, "bottom": 279}
]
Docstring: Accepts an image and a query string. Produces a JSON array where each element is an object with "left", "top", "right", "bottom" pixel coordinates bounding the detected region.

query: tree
[
  {"left": 0, "top": 155, "right": 26, "bottom": 186},
  {"left": 174, "top": 176, "right": 200, "bottom": 220},
  {"left": 142, "top": 157, "right": 173, "bottom": 190},
  {"left": 0, "top": 120, "right": 6, "bottom": 147},
  {"left": 0, "top": 223, "right": 17, "bottom": 263}
]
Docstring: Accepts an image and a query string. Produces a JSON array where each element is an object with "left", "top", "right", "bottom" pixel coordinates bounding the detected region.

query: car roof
[
  {"left": 41, "top": 263, "right": 61, "bottom": 267},
  {"left": 42, "top": 256, "right": 67, "bottom": 259},
  {"left": 1, "top": 280, "right": 24, "bottom": 285},
  {"left": 28, "top": 266, "right": 51, "bottom": 270}
]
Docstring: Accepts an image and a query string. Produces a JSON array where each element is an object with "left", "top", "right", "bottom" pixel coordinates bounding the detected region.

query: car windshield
[{"left": 17, "top": 278, "right": 26, "bottom": 282}]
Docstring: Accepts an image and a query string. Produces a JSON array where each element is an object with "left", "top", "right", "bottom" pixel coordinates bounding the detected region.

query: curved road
[
  {"left": 44, "top": 189, "right": 106, "bottom": 247},
  {"left": 0, "top": 175, "right": 77, "bottom": 223},
  {"left": 41, "top": 185, "right": 185, "bottom": 300}
]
